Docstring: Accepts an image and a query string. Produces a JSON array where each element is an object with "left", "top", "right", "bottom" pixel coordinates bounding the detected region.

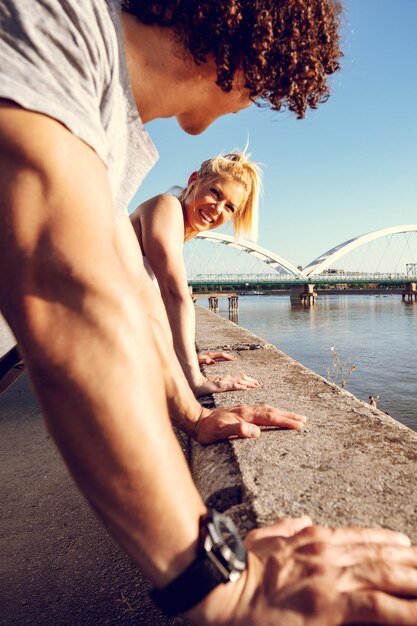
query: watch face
[
  {"left": 216, "top": 516, "right": 247, "bottom": 564},
  {"left": 206, "top": 511, "right": 247, "bottom": 579}
]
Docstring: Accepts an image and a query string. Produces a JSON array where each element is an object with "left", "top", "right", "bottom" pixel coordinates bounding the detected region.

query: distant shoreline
[
  {"left": 193, "top": 288, "right": 405, "bottom": 297},
  {"left": 240, "top": 288, "right": 404, "bottom": 296}
]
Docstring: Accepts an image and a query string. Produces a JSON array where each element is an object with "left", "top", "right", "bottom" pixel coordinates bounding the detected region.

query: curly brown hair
[{"left": 121, "top": 0, "right": 343, "bottom": 119}]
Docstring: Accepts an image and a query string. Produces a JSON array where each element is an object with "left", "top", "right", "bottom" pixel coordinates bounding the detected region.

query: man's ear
[{"left": 187, "top": 171, "right": 199, "bottom": 185}]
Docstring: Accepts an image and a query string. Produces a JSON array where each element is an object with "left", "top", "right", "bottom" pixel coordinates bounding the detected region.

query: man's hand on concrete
[
  {"left": 193, "top": 404, "right": 306, "bottom": 444},
  {"left": 188, "top": 522, "right": 417, "bottom": 625}
]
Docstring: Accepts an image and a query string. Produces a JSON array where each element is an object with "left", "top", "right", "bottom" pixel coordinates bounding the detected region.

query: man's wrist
[
  {"left": 185, "top": 552, "right": 261, "bottom": 626},
  {"left": 151, "top": 510, "right": 247, "bottom": 617},
  {"left": 191, "top": 406, "right": 210, "bottom": 441},
  {"left": 185, "top": 562, "right": 248, "bottom": 626},
  {"left": 174, "top": 402, "right": 207, "bottom": 440}
]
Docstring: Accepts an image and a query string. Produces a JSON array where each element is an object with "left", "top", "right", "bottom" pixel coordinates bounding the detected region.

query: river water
[{"left": 199, "top": 294, "right": 417, "bottom": 432}]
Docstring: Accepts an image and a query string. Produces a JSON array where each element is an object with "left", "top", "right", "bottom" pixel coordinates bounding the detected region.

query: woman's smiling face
[{"left": 183, "top": 175, "right": 246, "bottom": 235}]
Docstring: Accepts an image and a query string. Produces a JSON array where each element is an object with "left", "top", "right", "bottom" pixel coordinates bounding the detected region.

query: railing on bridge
[{"left": 188, "top": 272, "right": 414, "bottom": 287}]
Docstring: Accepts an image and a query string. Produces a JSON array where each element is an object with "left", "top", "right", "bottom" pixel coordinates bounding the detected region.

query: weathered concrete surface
[{"left": 193, "top": 306, "right": 417, "bottom": 540}]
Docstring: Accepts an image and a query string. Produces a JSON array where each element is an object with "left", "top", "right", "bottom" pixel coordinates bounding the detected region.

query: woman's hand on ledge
[
  {"left": 193, "top": 373, "right": 262, "bottom": 396},
  {"left": 197, "top": 351, "right": 237, "bottom": 365},
  {"left": 193, "top": 404, "right": 306, "bottom": 445}
]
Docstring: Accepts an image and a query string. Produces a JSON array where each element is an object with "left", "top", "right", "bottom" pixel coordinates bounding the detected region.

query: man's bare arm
[{"left": 0, "top": 103, "right": 206, "bottom": 585}]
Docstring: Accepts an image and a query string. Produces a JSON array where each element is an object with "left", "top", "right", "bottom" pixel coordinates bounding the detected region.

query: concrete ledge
[{"left": 193, "top": 306, "right": 417, "bottom": 540}]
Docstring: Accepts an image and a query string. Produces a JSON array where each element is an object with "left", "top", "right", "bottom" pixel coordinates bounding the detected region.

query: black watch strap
[{"left": 150, "top": 553, "right": 226, "bottom": 616}]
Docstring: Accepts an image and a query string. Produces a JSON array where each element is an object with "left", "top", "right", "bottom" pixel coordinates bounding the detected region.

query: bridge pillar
[
  {"left": 290, "top": 284, "right": 317, "bottom": 306},
  {"left": 208, "top": 296, "right": 219, "bottom": 313},
  {"left": 228, "top": 295, "right": 239, "bottom": 312},
  {"left": 228, "top": 296, "right": 239, "bottom": 323},
  {"left": 402, "top": 282, "right": 417, "bottom": 302}
]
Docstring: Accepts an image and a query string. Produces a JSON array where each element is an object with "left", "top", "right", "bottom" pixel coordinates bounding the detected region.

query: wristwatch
[{"left": 150, "top": 509, "right": 247, "bottom": 616}]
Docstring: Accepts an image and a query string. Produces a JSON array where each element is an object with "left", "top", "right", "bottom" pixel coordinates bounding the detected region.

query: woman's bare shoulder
[
  {"left": 131, "top": 193, "right": 183, "bottom": 231},
  {"left": 140, "top": 193, "right": 182, "bottom": 214},
  {"left": 135, "top": 194, "right": 184, "bottom": 253}
]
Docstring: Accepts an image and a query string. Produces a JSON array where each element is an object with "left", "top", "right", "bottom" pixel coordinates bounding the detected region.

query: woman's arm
[
  {"left": 131, "top": 196, "right": 261, "bottom": 396},
  {"left": 115, "top": 214, "right": 307, "bottom": 442},
  {"left": 131, "top": 194, "right": 206, "bottom": 391}
]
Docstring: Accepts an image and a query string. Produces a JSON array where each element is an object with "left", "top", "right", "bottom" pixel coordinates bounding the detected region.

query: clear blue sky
[{"left": 129, "top": 0, "right": 417, "bottom": 268}]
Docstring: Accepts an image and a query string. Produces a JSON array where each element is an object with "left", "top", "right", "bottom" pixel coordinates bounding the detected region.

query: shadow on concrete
[{"left": 0, "top": 374, "right": 188, "bottom": 626}]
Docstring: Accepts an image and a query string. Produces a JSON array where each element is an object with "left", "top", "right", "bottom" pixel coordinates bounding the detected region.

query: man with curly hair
[
  {"left": 1, "top": 1, "right": 417, "bottom": 624},
  {"left": 121, "top": 0, "right": 342, "bottom": 120}
]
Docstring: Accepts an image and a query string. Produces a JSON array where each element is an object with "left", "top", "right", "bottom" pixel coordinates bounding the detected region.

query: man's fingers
[
  {"left": 245, "top": 516, "right": 314, "bottom": 549},
  {"left": 295, "top": 525, "right": 411, "bottom": 548},
  {"left": 250, "top": 517, "right": 314, "bottom": 539},
  {"left": 246, "top": 525, "right": 414, "bottom": 561},
  {"left": 344, "top": 562, "right": 417, "bottom": 595},
  {"left": 232, "top": 404, "right": 307, "bottom": 428},
  {"left": 213, "top": 421, "right": 261, "bottom": 441},
  {"left": 346, "top": 591, "right": 417, "bottom": 625},
  {"left": 233, "top": 422, "right": 261, "bottom": 438},
  {"left": 326, "top": 543, "right": 417, "bottom": 571}
]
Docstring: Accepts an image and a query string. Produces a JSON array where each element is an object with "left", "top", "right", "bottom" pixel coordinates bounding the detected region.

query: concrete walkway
[{"left": 0, "top": 372, "right": 189, "bottom": 625}]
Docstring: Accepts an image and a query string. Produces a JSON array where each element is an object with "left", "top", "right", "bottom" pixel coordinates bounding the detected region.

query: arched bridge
[{"left": 194, "top": 225, "right": 417, "bottom": 283}]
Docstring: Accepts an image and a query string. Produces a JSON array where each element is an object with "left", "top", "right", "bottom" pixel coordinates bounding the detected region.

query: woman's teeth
[{"left": 200, "top": 209, "right": 213, "bottom": 223}]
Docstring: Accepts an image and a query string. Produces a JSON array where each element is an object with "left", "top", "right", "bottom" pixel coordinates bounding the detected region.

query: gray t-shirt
[{"left": 0, "top": 0, "right": 158, "bottom": 218}]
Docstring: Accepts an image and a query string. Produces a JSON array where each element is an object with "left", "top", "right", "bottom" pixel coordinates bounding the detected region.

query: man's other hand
[
  {"left": 188, "top": 522, "right": 417, "bottom": 625},
  {"left": 193, "top": 403, "right": 306, "bottom": 444}
]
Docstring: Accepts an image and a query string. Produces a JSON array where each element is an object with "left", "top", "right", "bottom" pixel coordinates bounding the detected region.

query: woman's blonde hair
[{"left": 178, "top": 150, "right": 262, "bottom": 241}]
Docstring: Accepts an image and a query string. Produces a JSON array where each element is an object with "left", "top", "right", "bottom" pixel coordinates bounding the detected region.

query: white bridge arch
[
  {"left": 303, "top": 224, "right": 417, "bottom": 277},
  {"left": 195, "top": 231, "right": 306, "bottom": 278},
  {"left": 195, "top": 225, "right": 417, "bottom": 281}
]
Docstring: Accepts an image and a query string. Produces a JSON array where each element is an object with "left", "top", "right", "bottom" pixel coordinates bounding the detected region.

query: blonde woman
[{"left": 130, "top": 152, "right": 264, "bottom": 397}]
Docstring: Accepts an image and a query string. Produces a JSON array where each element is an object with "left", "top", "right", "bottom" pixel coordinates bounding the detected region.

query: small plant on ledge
[{"left": 327, "top": 344, "right": 357, "bottom": 389}]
